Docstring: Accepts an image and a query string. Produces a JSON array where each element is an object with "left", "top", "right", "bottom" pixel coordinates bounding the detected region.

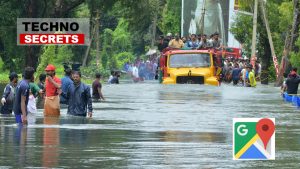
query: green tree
[
  {"left": 290, "top": 37, "right": 300, "bottom": 69},
  {"left": 230, "top": 0, "right": 292, "bottom": 84},
  {"left": 114, "top": 52, "right": 134, "bottom": 69},
  {"left": 110, "top": 18, "right": 134, "bottom": 69},
  {"left": 159, "top": 0, "right": 181, "bottom": 35},
  {"left": 101, "top": 28, "right": 114, "bottom": 69},
  {"left": 0, "top": 0, "right": 86, "bottom": 71},
  {"left": 56, "top": 46, "right": 73, "bottom": 64},
  {"left": 111, "top": 0, "right": 166, "bottom": 55},
  {"left": 35, "top": 45, "right": 56, "bottom": 78},
  {"left": 112, "top": 19, "right": 132, "bottom": 52}
]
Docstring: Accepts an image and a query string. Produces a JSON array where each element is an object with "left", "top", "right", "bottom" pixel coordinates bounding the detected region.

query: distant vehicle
[
  {"left": 216, "top": 47, "right": 242, "bottom": 59},
  {"left": 158, "top": 48, "right": 220, "bottom": 86}
]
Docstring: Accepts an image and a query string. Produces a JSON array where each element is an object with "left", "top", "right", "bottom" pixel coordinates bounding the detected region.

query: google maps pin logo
[{"left": 256, "top": 118, "right": 275, "bottom": 149}]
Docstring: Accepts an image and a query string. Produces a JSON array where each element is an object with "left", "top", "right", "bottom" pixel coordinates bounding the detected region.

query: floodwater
[{"left": 0, "top": 82, "right": 299, "bottom": 168}]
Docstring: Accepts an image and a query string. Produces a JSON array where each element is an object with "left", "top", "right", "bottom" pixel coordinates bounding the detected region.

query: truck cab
[{"left": 159, "top": 48, "right": 219, "bottom": 86}]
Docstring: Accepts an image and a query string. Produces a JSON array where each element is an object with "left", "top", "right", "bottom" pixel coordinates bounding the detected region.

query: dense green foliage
[
  {"left": 230, "top": 0, "right": 298, "bottom": 83},
  {"left": 290, "top": 37, "right": 300, "bottom": 69},
  {"left": 100, "top": 18, "right": 134, "bottom": 70},
  {"left": 159, "top": 0, "right": 181, "bottom": 35},
  {"left": 1, "top": 0, "right": 298, "bottom": 82},
  {"left": 231, "top": 0, "right": 294, "bottom": 58},
  {"left": 0, "top": 0, "right": 182, "bottom": 78}
]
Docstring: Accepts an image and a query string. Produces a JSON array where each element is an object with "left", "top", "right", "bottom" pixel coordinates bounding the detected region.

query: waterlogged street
[{"left": 0, "top": 82, "right": 300, "bottom": 168}]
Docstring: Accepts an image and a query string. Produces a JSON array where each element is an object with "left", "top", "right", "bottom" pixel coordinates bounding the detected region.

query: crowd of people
[
  {"left": 157, "top": 32, "right": 264, "bottom": 87},
  {"left": 157, "top": 32, "right": 223, "bottom": 51},
  {"left": 119, "top": 32, "right": 223, "bottom": 83},
  {"left": 122, "top": 57, "right": 158, "bottom": 82},
  {"left": 220, "top": 58, "right": 261, "bottom": 87},
  {"left": 1, "top": 63, "right": 299, "bottom": 125},
  {"left": 1, "top": 32, "right": 299, "bottom": 125},
  {"left": 0, "top": 65, "right": 106, "bottom": 124}
]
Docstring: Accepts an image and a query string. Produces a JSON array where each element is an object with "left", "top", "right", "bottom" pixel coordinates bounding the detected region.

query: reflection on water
[
  {"left": 43, "top": 117, "right": 59, "bottom": 168},
  {"left": 158, "top": 131, "right": 226, "bottom": 143},
  {"left": 0, "top": 82, "right": 300, "bottom": 168}
]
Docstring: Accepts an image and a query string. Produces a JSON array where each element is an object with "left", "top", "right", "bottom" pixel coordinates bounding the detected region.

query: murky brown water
[{"left": 0, "top": 82, "right": 300, "bottom": 168}]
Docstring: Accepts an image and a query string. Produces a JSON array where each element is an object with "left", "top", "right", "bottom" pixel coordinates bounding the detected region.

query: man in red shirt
[{"left": 44, "top": 64, "right": 62, "bottom": 116}]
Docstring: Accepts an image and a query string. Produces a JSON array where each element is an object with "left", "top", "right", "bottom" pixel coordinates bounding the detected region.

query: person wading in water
[
  {"left": 285, "top": 68, "right": 300, "bottom": 95},
  {"left": 92, "top": 73, "right": 105, "bottom": 102},
  {"left": 13, "top": 67, "right": 35, "bottom": 124},
  {"left": 61, "top": 71, "right": 93, "bottom": 117},
  {"left": 44, "top": 64, "right": 61, "bottom": 116},
  {"left": 1, "top": 72, "right": 18, "bottom": 115},
  {"left": 60, "top": 67, "right": 73, "bottom": 105}
]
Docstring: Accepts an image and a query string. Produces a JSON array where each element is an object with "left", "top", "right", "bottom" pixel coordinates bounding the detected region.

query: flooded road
[{"left": 0, "top": 82, "right": 300, "bottom": 168}]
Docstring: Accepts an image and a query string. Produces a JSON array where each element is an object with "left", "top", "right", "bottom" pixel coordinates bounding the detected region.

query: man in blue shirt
[
  {"left": 187, "top": 34, "right": 199, "bottom": 49},
  {"left": 13, "top": 67, "right": 35, "bottom": 124},
  {"left": 1, "top": 72, "right": 18, "bottom": 114},
  {"left": 60, "top": 68, "right": 73, "bottom": 104},
  {"left": 61, "top": 71, "right": 93, "bottom": 117}
]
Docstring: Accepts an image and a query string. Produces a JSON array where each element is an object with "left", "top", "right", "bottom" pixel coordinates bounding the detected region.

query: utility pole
[
  {"left": 82, "top": 22, "right": 96, "bottom": 67},
  {"left": 95, "top": 10, "right": 100, "bottom": 66},
  {"left": 199, "top": 0, "right": 206, "bottom": 35},
  {"left": 259, "top": 0, "right": 279, "bottom": 78},
  {"left": 151, "top": 12, "right": 157, "bottom": 48},
  {"left": 251, "top": 0, "right": 258, "bottom": 57}
]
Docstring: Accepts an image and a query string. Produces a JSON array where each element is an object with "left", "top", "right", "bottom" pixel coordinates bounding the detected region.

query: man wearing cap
[
  {"left": 44, "top": 64, "right": 62, "bottom": 116},
  {"left": 1, "top": 72, "right": 19, "bottom": 114}
]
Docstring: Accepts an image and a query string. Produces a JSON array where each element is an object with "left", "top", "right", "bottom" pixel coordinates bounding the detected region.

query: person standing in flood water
[
  {"left": 13, "top": 67, "right": 35, "bottom": 124},
  {"left": 92, "top": 73, "right": 105, "bottom": 101},
  {"left": 232, "top": 63, "right": 241, "bottom": 86},
  {"left": 110, "top": 71, "right": 120, "bottom": 84},
  {"left": 37, "top": 73, "right": 46, "bottom": 90},
  {"left": 1, "top": 72, "right": 18, "bottom": 115},
  {"left": 132, "top": 64, "right": 139, "bottom": 82},
  {"left": 60, "top": 68, "right": 73, "bottom": 104},
  {"left": 285, "top": 68, "right": 300, "bottom": 95},
  {"left": 36, "top": 74, "right": 46, "bottom": 109},
  {"left": 61, "top": 71, "right": 93, "bottom": 117},
  {"left": 247, "top": 65, "right": 256, "bottom": 87},
  {"left": 27, "top": 83, "right": 42, "bottom": 124},
  {"left": 44, "top": 64, "right": 61, "bottom": 116}
]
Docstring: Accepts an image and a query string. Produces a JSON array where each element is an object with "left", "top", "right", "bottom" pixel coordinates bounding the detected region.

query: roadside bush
[
  {"left": 80, "top": 62, "right": 110, "bottom": 79},
  {"left": 290, "top": 52, "right": 300, "bottom": 70}
]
